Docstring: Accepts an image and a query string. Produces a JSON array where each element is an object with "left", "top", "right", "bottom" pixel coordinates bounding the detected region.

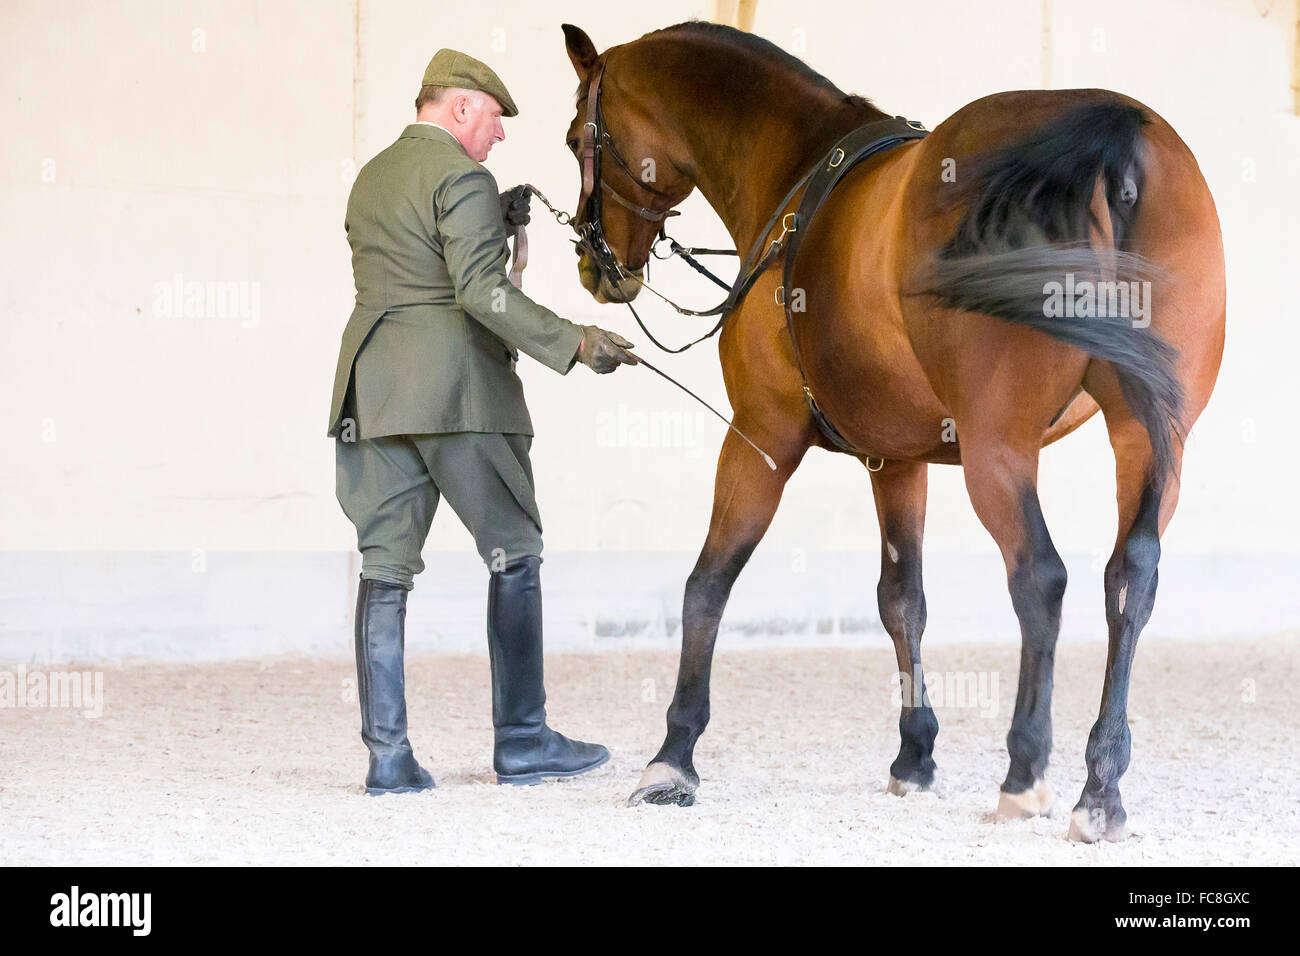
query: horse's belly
[{"left": 802, "top": 323, "right": 961, "bottom": 464}]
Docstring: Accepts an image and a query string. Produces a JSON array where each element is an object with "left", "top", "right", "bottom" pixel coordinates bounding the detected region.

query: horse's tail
[{"left": 919, "top": 99, "right": 1183, "bottom": 485}]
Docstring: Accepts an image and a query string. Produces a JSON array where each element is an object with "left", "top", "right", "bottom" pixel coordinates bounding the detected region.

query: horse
[{"left": 557, "top": 20, "right": 1225, "bottom": 842}]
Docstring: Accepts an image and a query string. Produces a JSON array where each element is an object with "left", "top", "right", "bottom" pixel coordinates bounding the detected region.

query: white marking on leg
[
  {"left": 996, "top": 788, "right": 1043, "bottom": 820},
  {"left": 886, "top": 541, "right": 899, "bottom": 563},
  {"left": 1117, "top": 581, "right": 1128, "bottom": 615},
  {"left": 633, "top": 762, "right": 686, "bottom": 792}
]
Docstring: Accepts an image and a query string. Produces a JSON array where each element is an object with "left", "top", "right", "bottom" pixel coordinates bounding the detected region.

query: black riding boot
[
  {"left": 354, "top": 577, "right": 435, "bottom": 795},
  {"left": 487, "top": 556, "right": 610, "bottom": 785}
]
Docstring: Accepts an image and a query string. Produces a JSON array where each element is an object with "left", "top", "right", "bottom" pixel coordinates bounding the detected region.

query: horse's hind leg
[
  {"left": 870, "top": 459, "right": 939, "bottom": 794},
  {"left": 629, "top": 423, "right": 809, "bottom": 807},
  {"left": 957, "top": 427, "right": 1068, "bottom": 820},
  {"left": 1068, "top": 372, "right": 1184, "bottom": 842}
]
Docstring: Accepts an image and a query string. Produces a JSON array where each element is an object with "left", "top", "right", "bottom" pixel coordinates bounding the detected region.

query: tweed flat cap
[{"left": 421, "top": 48, "right": 518, "bottom": 117}]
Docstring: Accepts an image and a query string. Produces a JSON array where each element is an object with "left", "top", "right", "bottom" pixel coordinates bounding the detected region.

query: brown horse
[{"left": 559, "top": 21, "right": 1224, "bottom": 842}]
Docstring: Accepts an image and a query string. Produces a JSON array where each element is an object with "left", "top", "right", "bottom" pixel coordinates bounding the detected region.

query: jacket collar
[{"left": 400, "top": 123, "right": 466, "bottom": 154}]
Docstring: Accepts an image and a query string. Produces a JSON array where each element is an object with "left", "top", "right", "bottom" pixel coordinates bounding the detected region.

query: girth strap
[{"left": 780, "top": 116, "right": 928, "bottom": 457}]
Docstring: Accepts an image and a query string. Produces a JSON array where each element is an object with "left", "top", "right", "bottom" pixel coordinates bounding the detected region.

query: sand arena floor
[{"left": 2, "top": 634, "right": 1296, "bottom": 865}]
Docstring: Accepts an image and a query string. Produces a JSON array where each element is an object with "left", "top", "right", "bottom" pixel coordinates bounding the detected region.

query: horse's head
[{"left": 561, "top": 24, "right": 694, "bottom": 304}]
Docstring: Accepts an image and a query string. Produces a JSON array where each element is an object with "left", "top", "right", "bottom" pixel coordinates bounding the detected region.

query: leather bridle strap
[
  {"left": 577, "top": 57, "right": 606, "bottom": 217},
  {"left": 779, "top": 116, "right": 929, "bottom": 456},
  {"left": 507, "top": 222, "right": 527, "bottom": 289},
  {"left": 602, "top": 181, "right": 680, "bottom": 222}
]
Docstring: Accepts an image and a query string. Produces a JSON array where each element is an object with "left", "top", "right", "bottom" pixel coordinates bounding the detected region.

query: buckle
[
  {"left": 828, "top": 147, "right": 845, "bottom": 168},
  {"left": 774, "top": 212, "right": 797, "bottom": 244}
]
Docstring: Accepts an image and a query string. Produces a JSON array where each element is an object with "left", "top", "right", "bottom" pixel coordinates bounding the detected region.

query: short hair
[{"left": 415, "top": 85, "right": 448, "bottom": 111}]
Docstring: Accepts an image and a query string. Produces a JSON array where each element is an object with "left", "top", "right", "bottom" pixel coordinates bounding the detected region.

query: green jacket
[{"left": 328, "top": 124, "right": 584, "bottom": 439}]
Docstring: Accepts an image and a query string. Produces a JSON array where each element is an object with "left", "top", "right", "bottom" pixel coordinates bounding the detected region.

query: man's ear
[
  {"left": 449, "top": 91, "right": 473, "bottom": 121},
  {"left": 562, "top": 24, "right": 598, "bottom": 79}
]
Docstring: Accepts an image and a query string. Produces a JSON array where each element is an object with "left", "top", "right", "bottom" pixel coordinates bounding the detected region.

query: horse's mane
[{"left": 642, "top": 20, "right": 877, "bottom": 111}]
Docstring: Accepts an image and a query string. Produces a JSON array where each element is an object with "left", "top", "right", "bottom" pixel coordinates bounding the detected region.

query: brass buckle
[
  {"left": 828, "top": 147, "right": 845, "bottom": 168},
  {"left": 768, "top": 212, "right": 798, "bottom": 256},
  {"left": 775, "top": 212, "right": 797, "bottom": 243}
]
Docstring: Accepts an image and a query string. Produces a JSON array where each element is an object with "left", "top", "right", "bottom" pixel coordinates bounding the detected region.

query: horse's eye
[{"left": 566, "top": 138, "right": 579, "bottom": 152}]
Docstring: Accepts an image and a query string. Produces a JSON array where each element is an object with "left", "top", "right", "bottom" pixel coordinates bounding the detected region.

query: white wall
[{"left": 2, "top": 0, "right": 1296, "bottom": 661}]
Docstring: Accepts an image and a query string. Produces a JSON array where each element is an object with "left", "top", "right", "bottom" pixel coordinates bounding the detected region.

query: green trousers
[{"left": 335, "top": 432, "right": 544, "bottom": 589}]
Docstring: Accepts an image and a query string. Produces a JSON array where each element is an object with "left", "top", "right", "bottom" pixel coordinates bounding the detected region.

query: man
[{"left": 328, "top": 48, "right": 636, "bottom": 795}]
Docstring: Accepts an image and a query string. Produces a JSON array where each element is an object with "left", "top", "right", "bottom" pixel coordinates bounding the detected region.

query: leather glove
[
  {"left": 499, "top": 185, "right": 532, "bottom": 228},
  {"left": 577, "top": 326, "right": 638, "bottom": 373}
]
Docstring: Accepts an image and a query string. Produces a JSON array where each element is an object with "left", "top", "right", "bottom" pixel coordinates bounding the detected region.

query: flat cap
[{"left": 421, "top": 48, "right": 518, "bottom": 117}]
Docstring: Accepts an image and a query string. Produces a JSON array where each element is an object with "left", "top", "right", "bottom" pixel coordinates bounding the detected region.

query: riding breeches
[{"left": 334, "top": 432, "right": 544, "bottom": 590}]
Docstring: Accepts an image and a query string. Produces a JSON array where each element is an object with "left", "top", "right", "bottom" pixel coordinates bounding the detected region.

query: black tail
[{"left": 920, "top": 100, "right": 1183, "bottom": 485}]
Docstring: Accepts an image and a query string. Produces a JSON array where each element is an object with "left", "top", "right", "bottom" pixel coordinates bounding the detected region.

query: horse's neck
[{"left": 680, "top": 100, "right": 888, "bottom": 256}]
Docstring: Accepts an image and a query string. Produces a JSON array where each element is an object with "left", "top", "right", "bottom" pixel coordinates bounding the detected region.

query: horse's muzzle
[{"left": 576, "top": 251, "right": 642, "bottom": 304}]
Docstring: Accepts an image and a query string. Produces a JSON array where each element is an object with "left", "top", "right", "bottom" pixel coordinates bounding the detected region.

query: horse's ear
[{"left": 562, "top": 23, "right": 598, "bottom": 78}]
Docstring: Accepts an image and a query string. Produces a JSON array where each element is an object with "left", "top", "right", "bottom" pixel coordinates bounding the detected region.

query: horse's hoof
[
  {"left": 628, "top": 762, "right": 698, "bottom": 807},
  {"left": 996, "top": 779, "right": 1054, "bottom": 820},
  {"left": 886, "top": 775, "right": 918, "bottom": 796},
  {"left": 1067, "top": 806, "right": 1128, "bottom": 843},
  {"left": 885, "top": 773, "right": 940, "bottom": 796}
]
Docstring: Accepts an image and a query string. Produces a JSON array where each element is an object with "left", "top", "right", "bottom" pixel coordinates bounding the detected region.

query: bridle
[
  {"left": 541, "top": 51, "right": 805, "bottom": 353},
  {"left": 569, "top": 55, "right": 718, "bottom": 352}
]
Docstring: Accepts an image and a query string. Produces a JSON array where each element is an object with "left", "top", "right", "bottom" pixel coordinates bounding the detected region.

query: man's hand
[
  {"left": 577, "top": 326, "right": 638, "bottom": 374},
  {"left": 499, "top": 185, "right": 532, "bottom": 228}
]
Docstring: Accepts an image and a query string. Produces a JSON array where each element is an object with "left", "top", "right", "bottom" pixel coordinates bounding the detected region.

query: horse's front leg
[
  {"left": 869, "top": 458, "right": 939, "bottom": 794},
  {"left": 629, "top": 420, "right": 809, "bottom": 806}
]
